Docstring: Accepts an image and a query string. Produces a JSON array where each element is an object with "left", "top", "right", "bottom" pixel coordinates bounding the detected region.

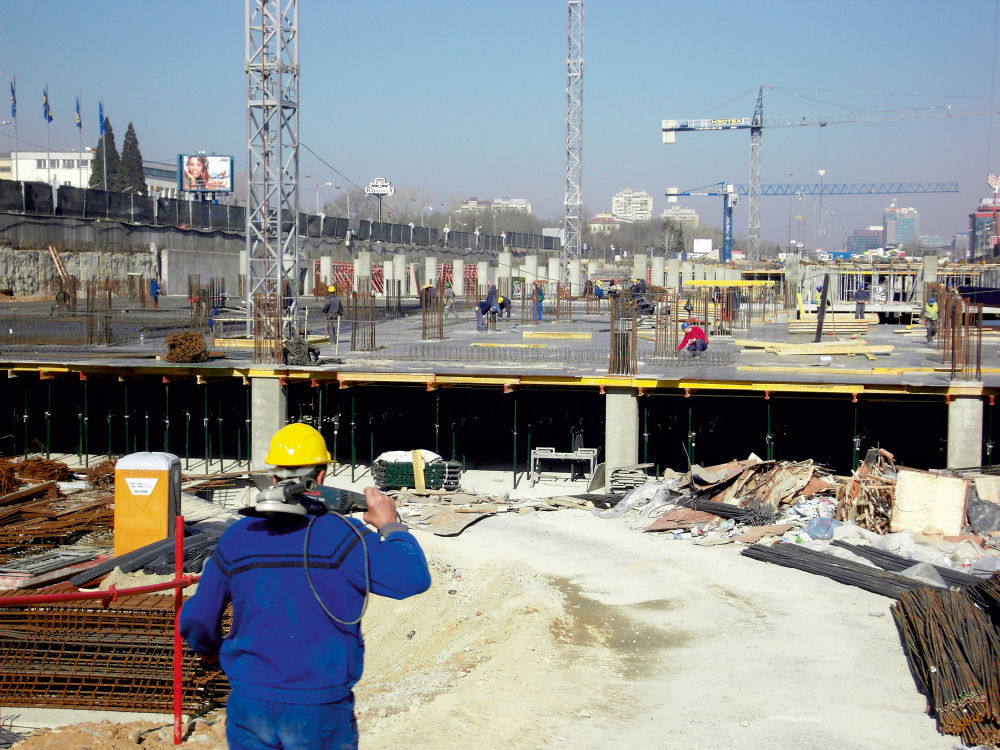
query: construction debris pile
[{"left": 163, "top": 330, "right": 208, "bottom": 363}]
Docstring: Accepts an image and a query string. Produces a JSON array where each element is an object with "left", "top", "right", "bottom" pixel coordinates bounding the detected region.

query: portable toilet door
[{"left": 113, "top": 452, "right": 181, "bottom": 557}]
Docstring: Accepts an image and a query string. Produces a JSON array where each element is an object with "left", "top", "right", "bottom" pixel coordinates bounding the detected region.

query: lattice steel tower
[
  {"left": 245, "top": 0, "right": 300, "bottom": 361},
  {"left": 747, "top": 86, "right": 763, "bottom": 260},
  {"left": 562, "top": 0, "right": 583, "bottom": 283}
]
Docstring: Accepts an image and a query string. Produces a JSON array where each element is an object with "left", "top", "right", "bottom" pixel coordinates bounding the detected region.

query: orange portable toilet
[{"left": 113, "top": 452, "right": 181, "bottom": 557}]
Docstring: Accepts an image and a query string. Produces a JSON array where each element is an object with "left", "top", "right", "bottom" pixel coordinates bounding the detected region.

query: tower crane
[
  {"left": 662, "top": 86, "right": 1000, "bottom": 259},
  {"left": 667, "top": 181, "right": 959, "bottom": 263}
]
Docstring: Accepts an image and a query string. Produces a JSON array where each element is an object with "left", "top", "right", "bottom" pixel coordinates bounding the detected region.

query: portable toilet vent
[{"left": 113, "top": 452, "right": 181, "bottom": 557}]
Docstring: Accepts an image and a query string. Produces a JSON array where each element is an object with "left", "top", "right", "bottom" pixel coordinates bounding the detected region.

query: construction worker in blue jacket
[{"left": 180, "top": 423, "right": 431, "bottom": 750}]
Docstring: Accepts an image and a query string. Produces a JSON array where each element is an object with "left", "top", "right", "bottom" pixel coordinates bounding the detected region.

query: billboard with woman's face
[{"left": 177, "top": 154, "right": 233, "bottom": 192}]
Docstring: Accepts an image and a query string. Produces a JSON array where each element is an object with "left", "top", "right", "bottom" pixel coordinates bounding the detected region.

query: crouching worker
[
  {"left": 180, "top": 423, "right": 431, "bottom": 750},
  {"left": 678, "top": 321, "right": 708, "bottom": 357}
]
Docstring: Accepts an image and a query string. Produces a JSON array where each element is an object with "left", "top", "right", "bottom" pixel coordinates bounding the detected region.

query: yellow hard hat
[
  {"left": 328, "top": 285, "right": 336, "bottom": 293},
  {"left": 498, "top": 296, "right": 504, "bottom": 303},
  {"left": 264, "top": 423, "right": 331, "bottom": 467}
]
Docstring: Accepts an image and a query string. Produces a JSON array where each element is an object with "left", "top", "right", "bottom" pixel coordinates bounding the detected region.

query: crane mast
[{"left": 562, "top": 0, "right": 583, "bottom": 284}]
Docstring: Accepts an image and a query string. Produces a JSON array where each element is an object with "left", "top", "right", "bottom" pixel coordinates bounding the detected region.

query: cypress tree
[
  {"left": 117, "top": 122, "right": 147, "bottom": 194},
  {"left": 88, "top": 117, "right": 120, "bottom": 191}
]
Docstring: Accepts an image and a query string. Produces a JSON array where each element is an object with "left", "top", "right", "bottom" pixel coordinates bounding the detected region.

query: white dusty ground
[
  {"left": 355, "top": 508, "right": 959, "bottom": 750},
  {"left": 6, "top": 471, "right": 967, "bottom": 749}
]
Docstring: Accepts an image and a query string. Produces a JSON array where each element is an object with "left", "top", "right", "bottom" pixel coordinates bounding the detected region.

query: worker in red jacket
[{"left": 678, "top": 321, "right": 708, "bottom": 356}]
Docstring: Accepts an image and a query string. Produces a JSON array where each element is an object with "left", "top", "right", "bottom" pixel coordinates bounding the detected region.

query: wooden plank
[{"left": 411, "top": 449, "right": 426, "bottom": 493}]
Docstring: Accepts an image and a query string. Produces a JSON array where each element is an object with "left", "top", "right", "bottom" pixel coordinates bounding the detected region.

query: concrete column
[
  {"left": 497, "top": 251, "right": 513, "bottom": 287},
  {"left": 425, "top": 256, "right": 438, "bottom": 290},
  {"left": 353, "top": 251, "right": 372, "bottom": 291},
  {"left": 604, "top": 388, "right": 639, "bottom": 489},
  {"left": 477, "top": 262, "right": 489, "bottom": 295},
  {"left": 650, "top": 257, "right": 665, "bottom": 288},
  {"left": 632, "top": 253, "right": 648, "bottom": 286},
  {"left": 681, "top": 261, "right": 694, "bottom": 289},
  {"left": 697, "top": 263, "right": 708, "bottom": 281},
  {"left": 251, "top": 377, "right": 287, "bottom": 470},
  {"left": 921, "top": 255, "right": 938, "bottom": 303},
  {"left": 320, "top": 257, "right": 332, "bottom": 290},
  {"left": 667, "top": 258, "right": 680, "bottom": 292},
  {"left": 547, "top": 257, "right": 560, "bottom": 287},
  {"left": 569, "top": 259, "right": 583, "bottom": 296},
  {"left": 392, "top": 254, "right": 407, "bottom": 296},
  {"left": 452, "top": 258, "right": 465, "bottom": 296},
  {"left": 522, "top": 255, "right": 539, "bottom": 283},
  {"left": 381, "top": 259, "right": 394, "bottom": 296},
  {"left": 947, "top": 387, "right": 983, "bottom": 468}
]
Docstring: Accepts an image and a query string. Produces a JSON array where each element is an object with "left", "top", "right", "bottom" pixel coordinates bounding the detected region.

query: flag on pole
[
  {"left": 8, "top": 79, "right": 14, "bottom": 119},
  {"left": 99, "top": 101, "right": 105, "bottom": 135},
  {"left": 75, "top": 97, "right": 81, "bottom": 129},
  {"left": 42, "top": 86, "right": 52, "bottom": 122}
]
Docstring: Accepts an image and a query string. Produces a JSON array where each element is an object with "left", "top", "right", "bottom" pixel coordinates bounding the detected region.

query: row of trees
[{"left": 89, "top": 118, "right": 147, "bottom": 194}]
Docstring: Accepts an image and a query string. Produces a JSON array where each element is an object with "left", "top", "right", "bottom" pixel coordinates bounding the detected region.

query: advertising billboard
[{"left": 177, "top": 154, "right": 233, "bottom": 193}]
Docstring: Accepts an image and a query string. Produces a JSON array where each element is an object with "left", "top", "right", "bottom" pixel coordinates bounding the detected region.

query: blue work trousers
[
  {"left": 536, "top": 300, "right": 543, "bottom": 321},
  {"left": 226, "top": 690, "right": 358, "bottom": 750}
]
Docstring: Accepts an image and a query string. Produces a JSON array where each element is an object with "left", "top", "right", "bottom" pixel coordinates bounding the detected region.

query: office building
[{"left": 611, "top": 188, "right": 653, "bottom": 222}]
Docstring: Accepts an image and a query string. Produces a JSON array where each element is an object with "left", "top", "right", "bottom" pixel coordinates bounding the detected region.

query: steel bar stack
[
  {"left": 350, "top": 277, "right": 376, "bottom": 352},
  {"left": 252, "top": 292, "right": 283, "bottom": 364},
  {"left": 421, "top": 288, "right": 443, "bottom": 341},
  {"left": 384, "top": 279, "right": 403, "bottom": 319},
  {"left": 0, "top": 592, "right": 229, "bottom": 713},
  {"left": 891, "top": 587, "right": 1000, "bottom": 747},
  {"left": 609, "top": 295, "right": 637, "bottom": 376}
]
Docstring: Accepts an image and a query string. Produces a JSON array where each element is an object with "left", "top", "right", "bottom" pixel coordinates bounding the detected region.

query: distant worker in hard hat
[
  {"left": 420, "top": 282, "right": 436, "bottom": 307},
  {"left": 443, "top": 281, "right": 457, "bottom": 319},
  {"left": 497, "top": 294, "right": 512, "bottom": 320},
  {"left": 678, "top": 321, "right": 708, "bottom": 357},
  {"left": 853, "top": 283, "right": 870, "bottom": 320},
  {"left": 814, "top": 284, "right": 831, "bottom": 309},
  {"left": 532, "top": 281, "right": 545, "bottom": 322},
  {"left": 593, "top": 279, "right": 605, "bottom": 300},
  {"left": 180, "top": 423, "right": 430, "bottom": 750},
  {"left": 474, "top": 299, "right": 495, "bottom": 332},
  {"left": 485, "top": 279, "right": 498, "bottom": 310},
  {"left": 322, "top": 285, "right": 343, "bottom": 349},
  {"left": 923, "top": 296, "right": 939, "bottom": 344}
]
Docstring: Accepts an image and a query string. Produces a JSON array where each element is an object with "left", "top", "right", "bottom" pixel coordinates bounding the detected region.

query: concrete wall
[{"left": 162, "top": 248, "right": 240, "bottom": 297}]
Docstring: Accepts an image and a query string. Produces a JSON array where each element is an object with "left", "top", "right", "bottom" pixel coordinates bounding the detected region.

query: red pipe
[
  {"left": 0, "top": 573, "right": 199, "bottom": 607},
  {"left": 173, "top": 515, "right": 185, "bottom": 745}
]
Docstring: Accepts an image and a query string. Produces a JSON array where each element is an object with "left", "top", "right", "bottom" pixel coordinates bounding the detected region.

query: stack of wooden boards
[{"left": 788, "top": 312, "right": 877, "bottom": 335}]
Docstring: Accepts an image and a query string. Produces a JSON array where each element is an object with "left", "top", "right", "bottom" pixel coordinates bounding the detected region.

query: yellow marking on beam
[
  {"left": 338, "top": 372, "right": 435, "bottom": 384},
  {"left": 948, "top": 384, "right": 984, "bottom": 396},
  {"left": 435, "top": 376, "right": 521, "bottom": 387},
  {"left": 683, "top": 279, "right": 777, "bottom": 287},
  {"left": 522, "top": 331, "right": 592, "bottom": 340},
  {"left": 214, "top": 338, "right": 255, "bottom": 348},
  {"left": 470, "top": 342, "right": 547, "bottom": 349}
]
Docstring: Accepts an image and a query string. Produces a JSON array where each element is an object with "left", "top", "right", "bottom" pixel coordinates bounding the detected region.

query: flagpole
[
  {"left": 10, "top": 76, "right": 17, "bottom": 183},
  {"left": 45, "top": 83, "right": 51, "bottom": 184},
  {"left": 77, "top": 93, "right": 83, "bottom": 187}
]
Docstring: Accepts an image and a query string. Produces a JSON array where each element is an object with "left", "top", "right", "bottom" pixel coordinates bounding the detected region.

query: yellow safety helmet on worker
[{"left": 265, "top": 423, "right": 331, "bottom": 469}]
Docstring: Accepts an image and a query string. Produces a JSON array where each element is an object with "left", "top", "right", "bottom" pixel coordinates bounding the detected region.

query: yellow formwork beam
[
  {"left": 470, "top": 342, "right": 547, "bottom": 349},
  {"left": 522, "top": 331, "right": 592, "bottom": 340},
  {"left": 682, "top": 279, "right": 777, "bottom": 287}
]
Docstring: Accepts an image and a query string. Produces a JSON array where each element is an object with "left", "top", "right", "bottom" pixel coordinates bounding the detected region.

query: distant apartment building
[
  {"left": 660, "top": 205, "right": 699, "bottom": 230},
  {"left": 4, "top": 150, "right": 179, "bottom": 197},
  {"left": 846, "top": 227, "right": 882, "bottom": 254},
  {"left": 459, "top": 196, "right": 532, "bottom": 215},
  {"left": 970, "top": 196, "right": 1000, "bottom": 259},
  {"left": 611, "top": 188, "right": 653, "bottom": 222},
  {"left": 883, "top": 205, "right": 919, "bottom": 247},
  {"left": 586, "top": 213, "right": 620, "bottom": 235},
  {"left": 952, "top": 232, "right": 970, "bottom": 260}
]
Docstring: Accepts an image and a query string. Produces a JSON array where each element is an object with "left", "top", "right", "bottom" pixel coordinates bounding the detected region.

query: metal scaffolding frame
[
  {"left": 562, "top": 0, "right": 583, "bottom": 285},
  {"left": 245, "top": 0, "right": 299, "bottom": 364}
]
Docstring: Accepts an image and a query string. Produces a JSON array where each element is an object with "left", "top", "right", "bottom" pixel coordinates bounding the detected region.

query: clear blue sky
[{"left": 2, "top": 0, "right": 999, "bottom": 248}]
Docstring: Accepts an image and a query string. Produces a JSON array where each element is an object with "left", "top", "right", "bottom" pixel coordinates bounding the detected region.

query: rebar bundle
[
  {"left": 892, "top": 586, "right": 1000, "bottom": 746},
  {"left": 384, "top": 279, "right": 403, "bottom": 319},
  {"left": 0, "top": 592, "right": 230, "bottom": 713},
  {"left": 740, "top": 542, "right": 929, "bottom": 599},
  {"left": 350, "top": 277, "right": 376, "bottom": 352},
  {"left": 831, "top": 540, "right": 980, "bottom": 590},
  {"left": 252, "top": 291, "right": 283, "bottom": 364},
  {"left": 421, "top": 287, "right": 443, "bottom": 341},
  {"left": 609, "top": 295, "right": 637, "bottom": 376}
]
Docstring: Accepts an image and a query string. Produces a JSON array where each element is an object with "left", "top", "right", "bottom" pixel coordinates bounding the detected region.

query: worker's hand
[{"left": 363, "top": 487, "right": 398, "bottom": 530}]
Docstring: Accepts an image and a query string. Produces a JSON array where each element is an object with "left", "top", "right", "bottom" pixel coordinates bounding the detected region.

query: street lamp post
[{"left": 421, "top": 205, "right": 432, "bottom": 227}]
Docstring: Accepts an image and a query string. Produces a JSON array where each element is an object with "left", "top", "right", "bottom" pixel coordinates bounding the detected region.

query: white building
[
  {"left": 459, "top": 196, "right": 532, "bottom": 214},
  {"left": 3, "top": 150, "right": 179, "bottom": 198},
  {"left": 611, "top": 188, "right": 653, "bottom": 222},
  {"left": 661, "top": 205, "right": 699, "bottom": 229},
  {"left": 586, "top": 212, "right": 620, "bottom": 235}
]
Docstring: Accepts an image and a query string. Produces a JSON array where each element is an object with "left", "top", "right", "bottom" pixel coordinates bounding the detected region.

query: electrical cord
[{"left": 303, "top": 511, "right": 371, "bottom": 626}]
